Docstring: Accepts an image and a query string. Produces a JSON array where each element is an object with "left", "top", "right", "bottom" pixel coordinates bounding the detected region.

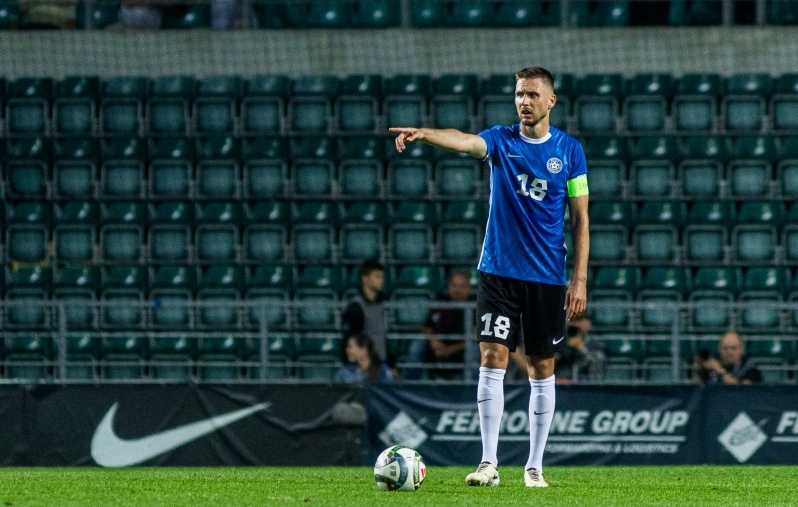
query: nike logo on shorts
[{"left": 552, "top": 336, "right": 564, "bottom": 345}]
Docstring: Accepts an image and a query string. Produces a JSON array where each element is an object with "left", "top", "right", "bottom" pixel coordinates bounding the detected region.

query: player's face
[
  {"left": 515, "top": 78, "right": 556, "bottom": 127},
  {"left": 447, "top": 274, "right": 471, "bottom": 301}
]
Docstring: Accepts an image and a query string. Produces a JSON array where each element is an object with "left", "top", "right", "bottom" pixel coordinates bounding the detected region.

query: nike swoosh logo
[
  {"left": 552, "top": 336, "right": 564, "bottom": 345},
  {"left": 533, "top": 411, "right": 550, "bottom": 416},
  {"left": 90, "top": 401, "right": 269, "bottom": 467},
  {"left": 477, "top": 398, "right": 492, "bottom": 403},
  {"left": 508, "top": 154, "right": 523, "bottom": 158}
]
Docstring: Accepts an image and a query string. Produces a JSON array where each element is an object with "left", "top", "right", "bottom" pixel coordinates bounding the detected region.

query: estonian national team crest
[{"left": 547, "top": 158, "right": 563, "bottom": 173}]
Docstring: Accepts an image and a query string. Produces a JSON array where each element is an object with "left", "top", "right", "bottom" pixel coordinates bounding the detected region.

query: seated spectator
[
  {"left": 693, "top": 331, "right": 762, "bottom": 385},
  {"left": 421, "top": 271, "right": 473, "bottom": 380},
  {"left": 553, "top": 317, "right": 605, "bottom": 383},
  {"left": 334, "top": 333, "right": 393, "bottom": 384}
]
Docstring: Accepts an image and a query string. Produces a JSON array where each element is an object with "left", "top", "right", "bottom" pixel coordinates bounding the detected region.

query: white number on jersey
[{"left": 517, "top": 174, "right": 548, "bottom": 201}]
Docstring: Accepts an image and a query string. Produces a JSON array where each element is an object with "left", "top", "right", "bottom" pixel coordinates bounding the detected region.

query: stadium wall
[{"left": 1, "top": 28, "right": 798, "bottom": 78}]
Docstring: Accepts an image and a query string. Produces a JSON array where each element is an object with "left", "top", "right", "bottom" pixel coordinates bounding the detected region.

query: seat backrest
[
  {"left": 196, "top": 201, "right": 242, "bottom": 226},
  {"left": 737, "top": 201, "right": 785, "bottom": 225},
  {"left": 628, "top": 73, "right": 674, "bottom": 97},
  {"left": 731, "top": 136, "right": 776, "bottom": 161},
  {"left": 692, "top": 267, "right": 742, "bottom": 293},
  {"left": 682, "top": 136, "right": 729, "bottom": 160},
  {"left": 247, "top": 265, "right": 292, "bottom": 292},
  {"left": 150, "top": 201, "right": 194, "bottom": 224},
  {"left": 589, "top": 202, "right": 636, "bottom": 226},
  {"left": 642, "top": 267, "right": 691, "bottom": 294},
  {"left": 634, "top": 136, "right": 678, "bottom": 162},
  {"left": 385, "top": 74, "right": 431, "bottom": 96},
  {"left": 725, "top": 73, "right": 772, "bottom": 97},
  {"left": 578, "top": 74, "right": 626, "bottom": 97},
  {"left": 150, "top": 265, "right": 196, "bottom": 291},
  {"left": 638, "top": 200, "right": 686, "bottom": 226},
  {"left": 743, "top": 267, "right": 788, "bottom": 294},
  {"left": 291, "top": 137, "right": 337, "bottom": 160},
  {"left": 245, "top": 75, "right": 291, "bottom": 97},
  {"left": 198, "top": 265, "right": 244, "bottom": 292},
  {"left": 343, "top": 201, "right": 387, "bottom": 225},
  {"left": 103, "top": 265, "right": 146, "bottom": 291},
  {"left": 393, "top": 265, "right": 441, "bottom": 291},
  {"left": 677, "top": 73, "right": 721, "bottom": 96},
  {"left": 198, "top": 76, "right": 242, "bottom": 97},
  {"left": 296, "top": 265, "right": 344, "bottom": 291},
  {"left": 687, "top": 201, "right": 735, "bottom": 225},
  {"left": 583, "top": 137, "right": 629, "bottom": 161},
  {"left": 392, "top": 201, "right": 439, "bottom": 224},
  {"left": 293, "top": 201, "right": 339, "bottom": 225},
  {"left": 292, "top": 75, "right": 339, "bottom": 97},
  {"left": 592, "top": 266, "right": 641, "bottom": 292}
]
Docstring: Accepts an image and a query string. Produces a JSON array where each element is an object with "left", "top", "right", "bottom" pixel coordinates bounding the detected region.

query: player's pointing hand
[{"left": 389, "top": 127, "right": 425, "bottom": 153}]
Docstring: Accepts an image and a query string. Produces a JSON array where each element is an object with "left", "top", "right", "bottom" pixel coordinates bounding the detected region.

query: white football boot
[
  {"left": 524, "top": 468, "right": 548, "bottom": 487},
  {"left": 465, "top": 461, "right": 500, "bottom": 486}
]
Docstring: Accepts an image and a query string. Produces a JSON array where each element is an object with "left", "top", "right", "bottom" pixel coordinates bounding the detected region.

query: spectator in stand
[
  {"left": 334, "top": 333, "right": 393, "bottom": 384},
  {"left": 341, "top": 261, "right": 389, "bottom": 368},
  {"left": 553, "top": 317, "right": 605, "bottom": 383},
  {"left": 693, "top": 331, "right": 762, "bottom": 385}
]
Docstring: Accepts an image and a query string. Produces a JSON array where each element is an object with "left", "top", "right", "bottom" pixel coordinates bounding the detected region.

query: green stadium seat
[
  {"left": 634, "top": 201, "right": 685, "bottom": 264},
  {"left": 244, "top": 201, "right": 288, "bottom": 263},
  {"left": 550, "top": 73, "right": 576, "bottom": 129},
  {"left": 196, "top": 202, "right": 241, "bottom": 263},
  {"left": 150, "top": 334, "right": 195, "bottom": 381},
  {"left": 148, "top": 137, "right": 194, "bottom": 199},
  {"left": 0, "top": 0, "right": 20, "bottom": 28},
  {"left": 589, "top": 202, "right": 635, "bottom": 263},
  {"left": 253, "top": 334, "right": 296, "bottom": 380},
  {"left": 242, "top": 75, "right": 289, "bottom": 135},
  {"left": 54, "top": 266, "right": 100, "bottom": 330},
  {"left": 480, "top": 74, "right": 518, "bottom": 130},
  {"left": 243, "top": 137, "right": 288, "bottom": 199},
  {"left": 149, "top": 201, "right": 193, "bottom": 263},
  {"left": 435, "top": 147, "right": 481, "bottom": 198},
  {"left": 101, "top": 201, "right": 146, "bottom": 263},
  {"left": 624, "top": 74, "right": 673, "bottom": 132},
  {"left": 101, "top": 137, "right": 146, "bottom": 199},
  {"left": 53, "top": 138, "right": 100, "bottom": 199},
  {"left": 296, "top": 335, "right": 340, "bottom": 381},
  {"left": 246, "top": 265, "right": 292, "bottom": 330},
  {"left": 747, "top": 338, "right": 791, "bottom": 384},
  {"left": 389, "top": 201, "right": 438, "bottom": 262},
  {"left": 5, "top": 334, "right": 53, "bottom": 380},
  {"left": 252, "top": 0, "right": 289, "bottom": 28},
  {"left": 679, "top": 136, "right": 728, "bottom": 198},
  {"left": 638, "top": 267, "right": 690, "bottom": 330},
  {"left": 162, "top": 3, "right": 211, "bottom": 28},
  {"left": 384, "top": 74, "right": 431, "bottom": 129},
  {"left": 387, "top": 140, "right": 433, "bottom": 198},
  {"left": 576, "top": 74, "right": 625, "bottom": 133},
  {"left": 439, "top": 201, "right": 486, "bottom": 262},
  {"left": 722, "top": 73, "right": 771, "bottom": 132},
  {"left": 292, "top": 201, "right": 338, "bottom": 262},
  {"left": 6, "top": 77, "right": 52, "bottom": 136},
  {"left": 783, "top": 203, "right": 798, "bottom": 262},
  {"left": 197, "top": 266, "right": 244, "bottom": 328},
  {"left": 739, "top": 267, "right": 788, "bottom": 331},
  {"left": 197, "top": 334, "right": 246, "bottom": 381},
  {"left": 339, "top": 137, "right": 385, "bottom": 198},
  {"left": 409, "top": 0, "right": 445, "bottom": 27},
  {"left": 390, "top": 266, "right": 442, "bottom": 329},
  {"left": 669, "top": 0, "right": 723, "bottom": 26},
  {"left": 288, "top": 0, "right": 347, "bottom": 28},
  {"left": 100, "top": 77, "right": 147, "bottom": 136},
  {"left": 351, "top": 0, "right": 400, "bottom": 27},
  {"left": 53, "top": 76, "right": 98, "bottom": 136},
  {"left": 771, "top": 74, "right": 798, "bottom": 131},
  {"left": 101, "top": 265, "right": 146, "bottom": 329},
  {"left": 642, "top": 338, "right": 693, "bottom": 382},
  {"left": 6, "top": 201, "right": 51, "bottom": 263},
  {"left": 150, "top": 265, "right": 196, "bottom": 328},
  {"left": 295, "top": 266, "right": 343, "bottom": 330},
  {"left": 196, "top": 136, "right": 241, "bottom": 199},
  {"left": 590, "top": 266, "right": 640, "bottom": 329},
  {"left": 673, "top": 73, "right": 720, "bottom": 131},
  {"left": 768, "top": 0, "right": 798, "bottom": 24},
  {"left": 75, "top": 0, "right": 119, "bottom": 29},
  {"left": 54, "top": 201, "right": 98, "bottom": 263},
  {"left": 449, "top": 0, "right": 493, "bottom": 27},
  {"left": 194, "top": 76, "right": 241, "bottom": 135},
  {"left": 684, "top": 201, "right": 734, "bottom": 264},
  {"left": 583, "top": 137, "right": 628, "bottom": 198},
  {"left": 289, "top": 75, "right": 338, "bottom": 134},
  {"left": 689, "top": 267, "right": 742, "bottom": 332},
  {"left": 5, "top": 267, "right": 51, "bottom": 329},
  {"left": 791, "top": 274, "right": 798, "bottom": 331},
  {"left": 340, "top": 201, "right": 387, "bottom": 263},
  {"left": 630, "top": 136, "right": 677, "bottom": 198},
  {"left": 101, "top": 335, "right": 147, "bottom": 380},
  {"left": 601, "top": 336, "right": 642, "bottom": 382},
  {"left": 5, "top": 137, "right": 50, "bottom": 199},
  {"left": 60, "top": 333, "right": 100, "bottom": 380},
  {"left": 431, "top": 74, "right": 477, "bottom": 131},
  {"left": 147, "top": 76, "right": 194, "bottom": 135},
  {"left": 733, "top": 201, "right": 784, "bottom": 263},
  {"left": 778, "top": 137, "right": 798, "bottom": 198},
  {"left": 727, "top": 136, "right": 775, "bottom": 199},
  {"left": 493, "top": 1, "right": 544, "bottom": 27},
  {"left": 292, "top": 137, "right": 337, "bottom": 198},
  {"left": 571, "top": 0, "right": 629, "bottom": 27},
  {"left": 336, "top": 74, "right": 383, "bottom": 134}
]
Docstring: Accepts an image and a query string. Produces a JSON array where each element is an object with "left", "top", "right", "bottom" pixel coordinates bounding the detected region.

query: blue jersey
[{"left": 477, "top": 125, "right": 587, "bottom": 285}]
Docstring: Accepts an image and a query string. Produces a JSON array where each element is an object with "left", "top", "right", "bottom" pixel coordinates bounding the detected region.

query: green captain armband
[{"left": 567, "top": 175, "right": 589, "bottom": 197}]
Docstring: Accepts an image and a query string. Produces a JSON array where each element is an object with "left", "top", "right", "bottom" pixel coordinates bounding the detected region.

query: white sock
[
  {"left": 477, "top": 366, "right": 505, "bottom": 466},
  {"left": 525, "top": 375, "right": 555, "bottom": 472}
]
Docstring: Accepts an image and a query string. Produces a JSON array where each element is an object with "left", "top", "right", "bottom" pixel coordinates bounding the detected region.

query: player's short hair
[
  {"left": 515, "top": 66, "right": 555, "bottom": 91},
  {"left": 359, "top": 260, "right": 384, "bottom": 279}
]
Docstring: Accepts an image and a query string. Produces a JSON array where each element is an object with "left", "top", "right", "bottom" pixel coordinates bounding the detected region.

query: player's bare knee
[
  {"left": 480, "top": 344, "right": 509, "bottom": 369},
  {"left": 526, "top": 354, "right": 555, "bottom": 378}
]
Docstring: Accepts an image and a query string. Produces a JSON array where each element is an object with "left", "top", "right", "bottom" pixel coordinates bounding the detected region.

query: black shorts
[{"left": 476, "top": 271, "right": 567, "bottom": 355}]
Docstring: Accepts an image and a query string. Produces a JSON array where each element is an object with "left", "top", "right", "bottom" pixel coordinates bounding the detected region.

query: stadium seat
[
  {"left": 161, "top": 4, "right": 211, "bottom": 29},
  {"left": 197, "top": 266, "right": 244, "bottom": 328},
  {"left": 194, "top": 76, "right": 241, "bottom": 135},
  {"left": 54, "top": 266, "right": 99, "bottom": 330},
  {"left": 642, "top": 338, "right": 692, "bottom": 383},
  {"left": 149, "top": 201, "right": 193, "bottom": 263},
  {"left": 673, "top": 73, "right": 720, "bottom": 131},
  {"left": 244, "top": 201, "right": 288, "bottom": 263},
  {"left": 582, "top": 137, "right": 628, "bottom": 199},
  {"left": 75, "top": 0, "right": 120, "bottom": 29},
  {"left": 339, "top": 137, "right": 385, "bottom": 198},
  {"left": 602, "top": 336, "right": 642, "bottom": 382},
  {"left": 197, "top": 334, "right": 246, "bottom": 381},
  {"left": 391, "top": 265, "right": 442, "bottom": 329},
  {"left": 246, "top": 265, "right": 292, "bottom": 330},
  {"left": 256, "top": 334, "right": 296, "bottom": 380},
  {"left": 148, "top": 137, "right": 194, "bottom": 199},
  {"left": 54, "top": 201, "right": 98, "bottom": 263},
  {"left": 295, "top": 266, "right": 344, "bottom": 330},
  {"left": 292, "top": 201, "right": 338, "bottom": 263},
  {"left": 291, "top": 137, "right": 337, "bottom": 198},
  {"left": 147, "top": 76, "right": 194, "bottom": 135},
  {"left": 638, "top": 267, "right": 690, "bottom": 330},
  {"left": 771, "top": 73, "right": 798, "bottom": 131},
  {"left": 6, "top": 201, "right": 51, "bottom": 263},
  {"left": 101, "top": 335, "right": 147, "bottom": 380},
  {"left": 747, "top": 338, "right": 791, "bottom": 383},
  {"left": 243, "top": 137, "right": 289, "bottom": 199},
  {"left": 679, "top": 136, "right": 728, "bottom": 198},
  {"left": 350, "top": 0, "right": 400, "bottom": 27},
  {"left": 296, "top": 335, "right": 340, "bottom": 381},
  {"left": 575, "top": 74, "right": 624, "bottom": 133},
  {"left": 624, "top": 74, "right": 673, "bottom": 132},
  {"left": 101, "top": 137, "right": 146, "bottom": 199},
  {"left": 768, "top": 0, "right": 798, "bottom": 24},
  {"left": 340, "top": 201, "right": 387, "bottom": 263},
  {"left": 409, "top": 0, "right": 445, "bottom": 27},
  {"left": 6, "top": 77, "right": 52, "bottom": 136},
  {"left": 150, "top": 265, "right": 196, "bottom": 328},
  {"left": 588, "top": 202, "right": 635, "bottom": 263},
  {"left": 101, "top": 265, "right": 146, "bottom": 330},
  {"left": 4, "top": 334, "right": 53, "bottom": 380},
  {"left": 733, "top": 201, "right": 784, "bottom": 263},
  {"left": 778, "top": 137, "right": 798, "bottom": 199},
  {"left": 100, "top": 77, "right": 147, "bottom": 136},
  {"left": 571, "top": 0, "right": 629, "bottom": 27},
  {"left": 790, "top": 274, "right": 798, "bottom": 331},
  {"left": 101, "top": 201, "right": 146, "bottom": 263},
  {"left": 61, "top": 333, "right": 100, "bottom": 380},
  {"left": 0, "top": 1, "right": 19, "bottom": 28},
  {"left": 480, "top": 74, "right": 518, "bottom": 130},
  {"left": 387, "top": 140, "right": 433, "bottom": 198},
  {"left": 288, "top": 75, "right": 338, "bottom": 134},
  {"left": 384, "top": 74, "right": 431, "bottom": 129},
  {"left": 783, "top": 203, "right": 798, "bottom": 262},
  {"left": 722, "top": 73, "right": 771, "bottom": 132},
  {"left": 196, "top": 202, "right": 241, "bottom": 263},
  {"left": 389, "top": 201, "right": 438, "bottom": 263},
  {"left": 439, "top": 201, "right": 486, "bottom": 263},
  {"left": 196, "top": 137, "right": 241, "bottom": 199},
  {"left": 449, "top": 0, "right": 494, "bottom": 27},
  {"left": 590, "top": 266, "right": 640, "bottom": 329},
  {"left": 53, "top": 138, "right": 100, "bottom": 199},
  {"left": 630, "top": 136, "right": 678, "bottom": 198},
  {"left": 5, "top": 137, "right": 51, "bottom": 199},
  {"left": 634, "top": 200, "right": 686, "bottom": 263},
  {"left": 242, "top": 75, "right": 290, "bottom": 135},
  {"left": 684, "top": 201, "right": 733, "bottom": 264},
  {"left": 431, "top": 74, "right": 477, "bottom": 131},
  {"left": 4, "top": 267, "right": 51, "bottom": 329},
  {"left": 493, "top": 0, "right": 546, "bottom": 27},
  {"left": 287, "top": 0, "right": 347, "bottom": 28},
  {"left": 53, "top": 76, "right": 98, "bottom": 136},
  {"left": 150, "top": 334, "right": 195, "bottom": 381},
  {"left": 727, "top": 136, "right": 775, "bottom": 199},
  {"left": 689, "top": 267, "right": 741, "bottom": 332},
  {"left": 669, "top": 0, "right": 723, "bottom": 25},
  {"left": 550, "top": 73, "right": 576, "bottom": 130},
  {"left": 739, "top": 267, "right": 788, "bottom": 331},
  {"left": 435, "top": 148, "right": 481, "bottom": 198},
  {"left": 336, "top": 74, "right": 382, "bottom": 134}
]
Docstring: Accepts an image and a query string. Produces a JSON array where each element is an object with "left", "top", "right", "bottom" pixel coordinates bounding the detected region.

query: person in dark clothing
[
  {"left": 693, "top": 331, "right": 762, "bottom": 384},
  {"left": 341, "top": 261, "right": 389, "bottom": 366},
  {"left": 421, "top": 271, "right": 473, "bottom": 380},
  {"left": 553, "top": 317, "right": 605, "bottom": 383}
]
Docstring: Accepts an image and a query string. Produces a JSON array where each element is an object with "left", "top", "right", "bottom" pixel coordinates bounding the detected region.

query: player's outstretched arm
[
  {"left": 565, "top": 194, "right": 589, "bottom": 320},
  {"left": 389, "top": 127, "right": 487, "bottom": 159}
]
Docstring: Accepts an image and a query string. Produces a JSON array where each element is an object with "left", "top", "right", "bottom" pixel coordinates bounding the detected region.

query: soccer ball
[{"left": 373, "top": 446, "right": 426, "bottom": 492}]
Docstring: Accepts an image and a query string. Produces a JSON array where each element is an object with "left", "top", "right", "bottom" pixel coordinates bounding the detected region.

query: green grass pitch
[{"left": 2, "top": 466, "right": 797, "bottom": 507}]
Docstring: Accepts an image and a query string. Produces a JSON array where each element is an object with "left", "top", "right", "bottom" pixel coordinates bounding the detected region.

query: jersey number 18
[{"left": 516, "top": 174, "right": 547, "bottom": 201}]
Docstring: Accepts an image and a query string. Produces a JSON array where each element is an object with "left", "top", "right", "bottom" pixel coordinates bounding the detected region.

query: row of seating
[{"left": 3, "top": 73, "right": 798, "bottom": 137}]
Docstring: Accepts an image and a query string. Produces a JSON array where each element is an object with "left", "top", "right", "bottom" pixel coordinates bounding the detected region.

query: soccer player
[{"left": 389, "top": 66, "right": 589, "bottom": 488}]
